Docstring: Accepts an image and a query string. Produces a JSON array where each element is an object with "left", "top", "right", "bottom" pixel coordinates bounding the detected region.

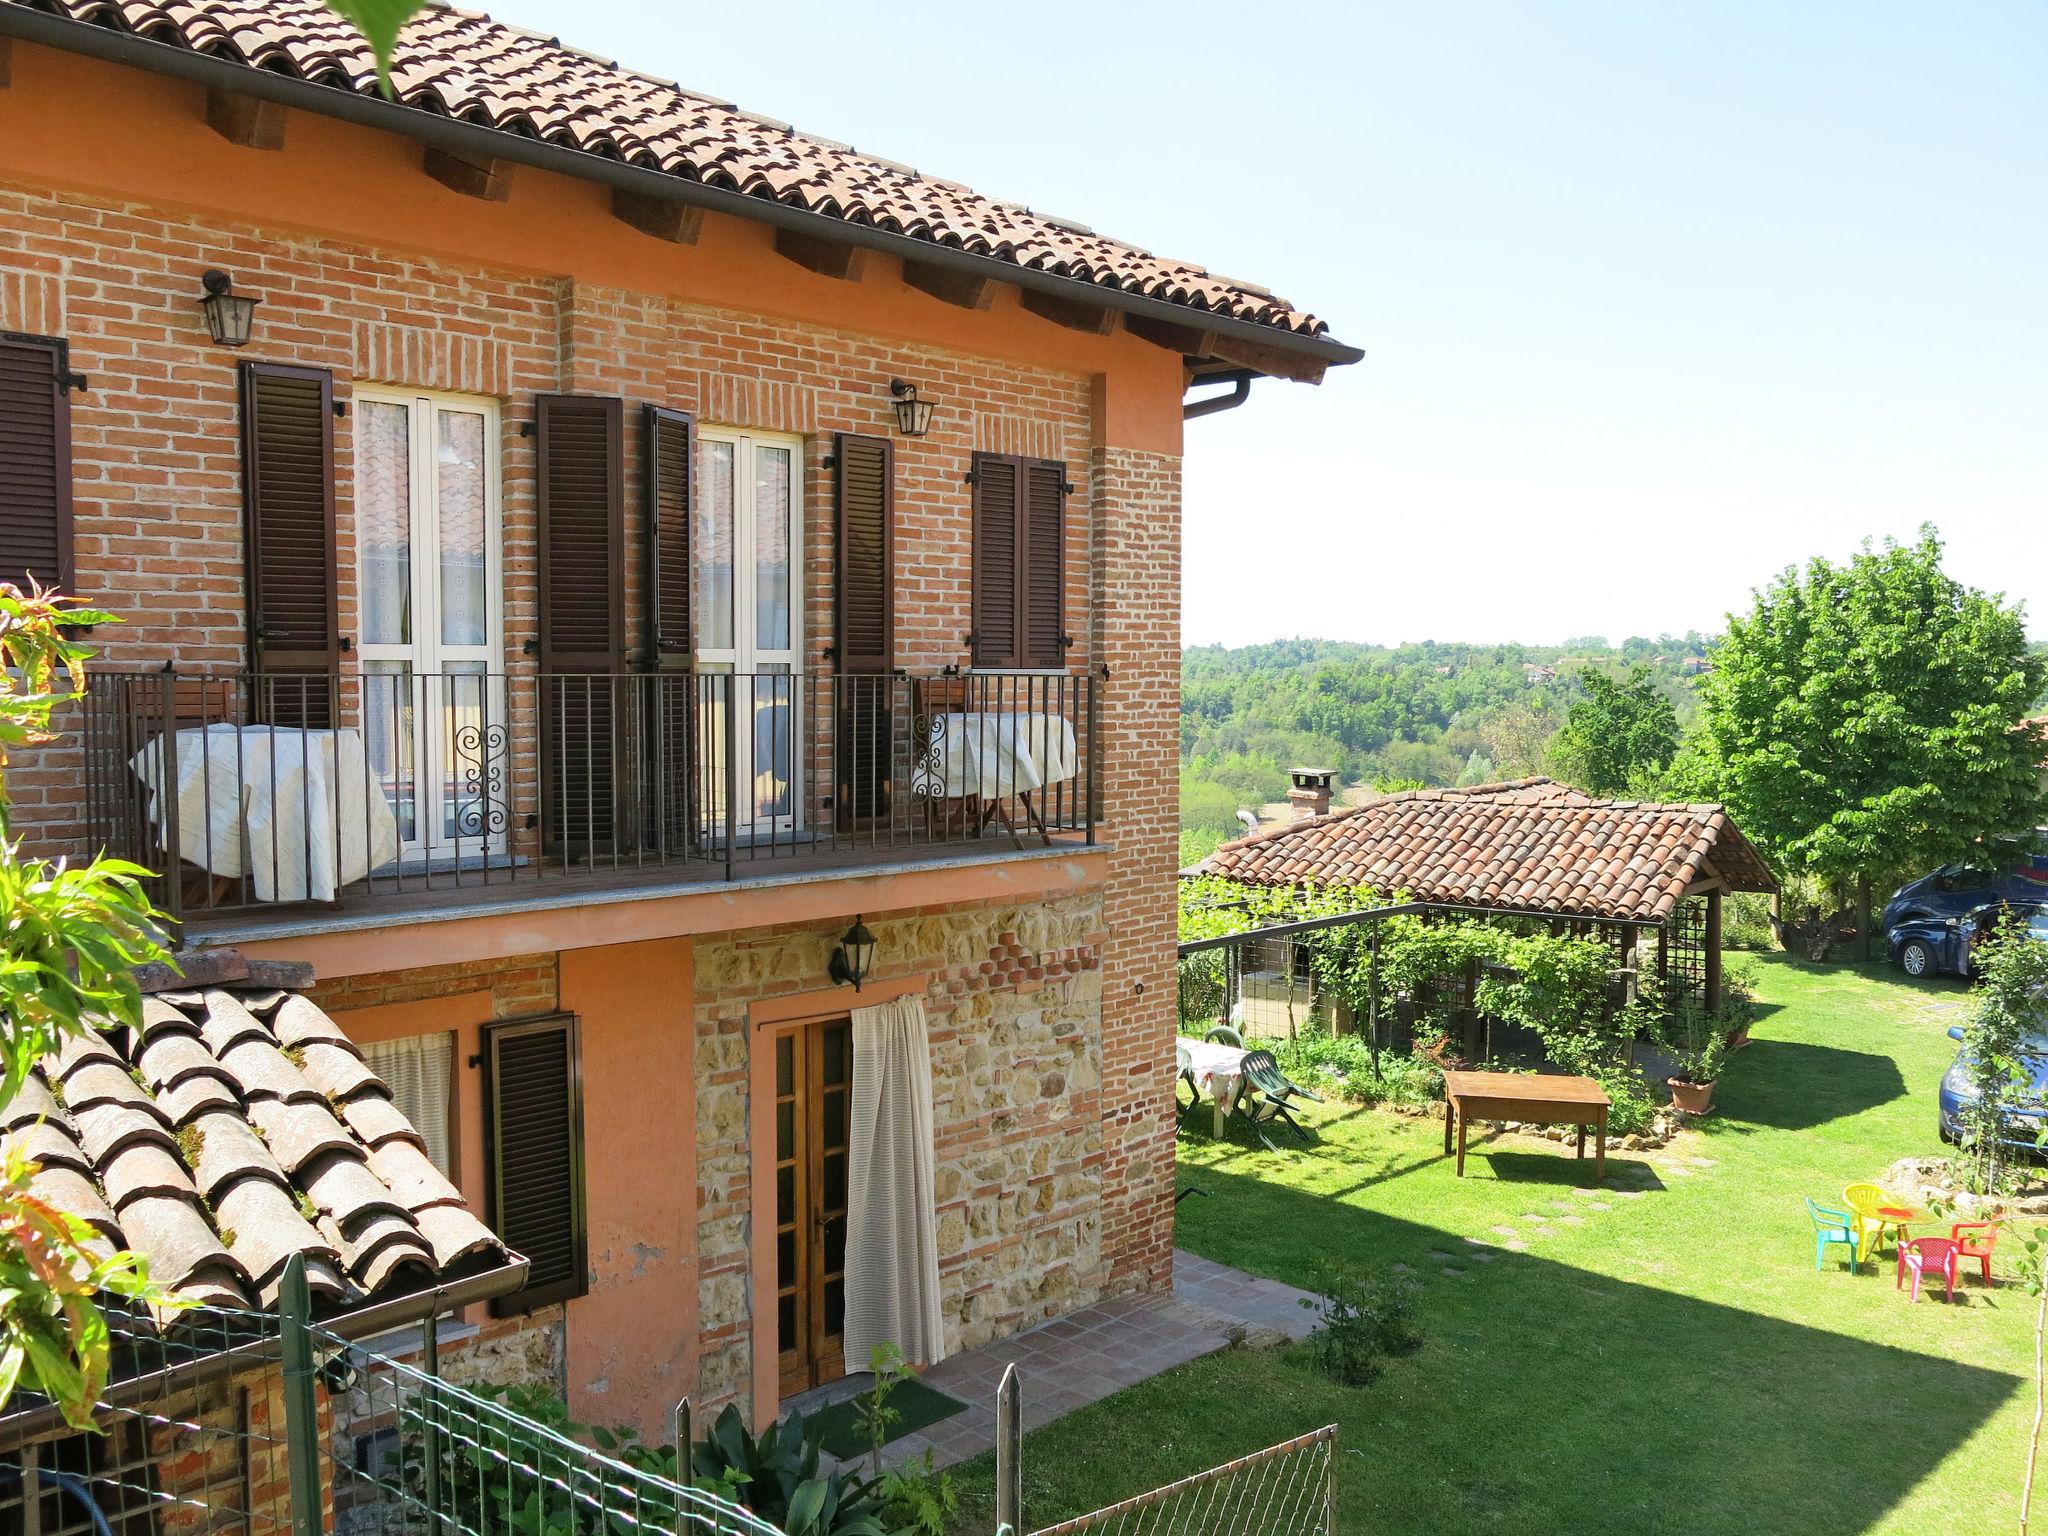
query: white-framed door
[
  {"left": 695, "top": 427, "right": 803, "bottom": 838},
  {"left": 354, "top": 386, "right": 506, "bottom": 861}
]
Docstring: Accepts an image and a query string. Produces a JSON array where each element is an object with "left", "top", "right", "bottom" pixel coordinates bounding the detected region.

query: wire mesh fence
[{"left": 1023, "top": 1425, "right": 1336, "bottom": 1536}]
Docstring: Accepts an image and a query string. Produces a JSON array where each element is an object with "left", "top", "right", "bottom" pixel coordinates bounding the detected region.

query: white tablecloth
[
  {"left": 1181, "top": 1039, "right": 1248, "bottom": 1100},
  {"left": 909, "top": 711, "right": 1079, "bottom": 800},
  {"left": 131, "top": 724, "right": 401, "bottom": 902}
]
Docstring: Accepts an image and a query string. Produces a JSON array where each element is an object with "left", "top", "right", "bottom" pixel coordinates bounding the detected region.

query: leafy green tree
[
  {"left": 0, "top": 589, "right": 183, "bottom": 1425},
  {"left": 1695, "top": 528, "right": 2045, "bottom": 954},
  {"left": 1548, "top": 666, "right": 1681, "bottom": 797}
]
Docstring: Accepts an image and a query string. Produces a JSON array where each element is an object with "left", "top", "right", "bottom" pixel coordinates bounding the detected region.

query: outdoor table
[
  {"left": 132, "top": 723, "right": 402, "bottom": 903},
  {"left": 1442, "top": 1070, "right": 1611, "bottom": 1182},
  {"left": 1182, "top": 1038, "right": 1249, "bottom": 1137},
  {"left": 909, "top": 711, "right": 1078, "bottom": 846}
]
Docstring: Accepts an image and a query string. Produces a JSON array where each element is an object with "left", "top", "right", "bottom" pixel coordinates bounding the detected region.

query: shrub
[
  {"left": 1723, "top": 892, "right": 1778, "bottom": 951},
  {"left": 1277, "top": 1030, "right": 1442, "bottom": 1107},
  {"left": 1302, "top": 1267, "right": 1422, "bottom": 1386}
]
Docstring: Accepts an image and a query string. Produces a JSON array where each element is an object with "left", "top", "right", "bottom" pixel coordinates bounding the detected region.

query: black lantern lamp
[
  {"left": 198, "top": 269, "right": 260, "bottom": 348},
  {"left": 889, "top": 378, "right": 936, "bottom": 437},
  {"left": 829, "top": 915, "right": 879, "bottom": 991}
]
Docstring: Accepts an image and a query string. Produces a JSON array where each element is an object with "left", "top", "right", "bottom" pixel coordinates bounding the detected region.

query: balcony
[{"left": 81, "top": 667, "right": 1099, "bottom": 937}]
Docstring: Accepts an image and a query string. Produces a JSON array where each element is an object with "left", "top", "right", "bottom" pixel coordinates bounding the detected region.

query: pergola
[{"left": 1191, "top": 777, "right": 1777, "bottom": 1021}]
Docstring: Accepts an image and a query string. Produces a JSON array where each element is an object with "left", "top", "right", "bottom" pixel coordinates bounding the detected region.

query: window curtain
[
  {"left": 361, "top": 1032, "right": 454, "bottom": 1175},
  {"left": 843, "top": 994, "right": 946, "bottom": 1370}
]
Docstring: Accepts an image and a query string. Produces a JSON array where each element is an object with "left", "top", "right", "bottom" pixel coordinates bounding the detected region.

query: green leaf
[
  {"left": 322, "top": 0, "right": 425, "bottom": 94},
  {"left": 785, "top": 1478, "right": 828, "bottom": 1535}
]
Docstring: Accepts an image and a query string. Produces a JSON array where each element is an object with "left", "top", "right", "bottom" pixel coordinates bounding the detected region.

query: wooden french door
[{"left": 773, "top": 1018, "right": 851, "bottom": 1396}]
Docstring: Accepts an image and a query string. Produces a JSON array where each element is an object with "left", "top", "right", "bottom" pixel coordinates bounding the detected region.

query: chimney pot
[{"left": 1288, "top": 767, "right": 1335, "bottom": 821}]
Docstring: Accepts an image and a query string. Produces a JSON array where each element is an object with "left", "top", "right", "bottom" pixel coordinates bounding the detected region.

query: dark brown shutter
[
  {"left": 239, "top": 361, "right": 337, "bottom": 728},
  {"left": 643, "top": 405, "right": 695, "bottom": 851},
  {"left": 536, "top": 396, "right": 626, "bottom": 853},
  {"left": 536, "top": 394, "right": 625, "bottom": 673},
  {"left": 970, "top": 453, "right": 1019, "bottom": 668},
  {"left": 834, "top": 434, "right": 895, "bottom": 825},
  {"left": 483, "top": 1012, "right": 588, "bottom": 1315},
  {"left": 1022, "top": 459, "right": 1068, "bottom": 668},
  {"left": 643, "top": 405, "right": 694, "bottom": 671},
  {"left": 0, "top": 333, "right": 75, "bottom": 598}
]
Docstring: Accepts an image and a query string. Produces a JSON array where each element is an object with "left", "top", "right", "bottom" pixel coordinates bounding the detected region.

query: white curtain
[
  {"left": 843, "top": 995, "right": 946, "bottom": 1370},
  {"left": 361, "top": 1032, "right": 454, "bottom": 1174}
]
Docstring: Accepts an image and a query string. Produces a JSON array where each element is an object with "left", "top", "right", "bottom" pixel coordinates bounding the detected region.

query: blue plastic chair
[{"left": 1807, "top": 1198, "right": 1861, "bottom": 1272}]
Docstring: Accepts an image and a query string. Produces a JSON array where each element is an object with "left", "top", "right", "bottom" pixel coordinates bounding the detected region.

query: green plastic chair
[
  {"left": 1807, "top": 1198, "right": 1861, "bottom": 1272},
  {"left": 1174, "top": 1041, "right": 1201, "bottom": 1127},
  {"left": 1238, "top": 1049, "right": 1321, "bottom": 1147},
  {"left": 1205, "top": 1024, "right": 1244, "bottom": 1047}
]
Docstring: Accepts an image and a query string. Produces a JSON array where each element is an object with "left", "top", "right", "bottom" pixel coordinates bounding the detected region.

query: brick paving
[{"left": 808, "top": 1252, "right": 1321, "bottom": 1471}]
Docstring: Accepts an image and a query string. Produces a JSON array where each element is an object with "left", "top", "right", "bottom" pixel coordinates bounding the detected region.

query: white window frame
[
  {"left": 353, "top": 386, "right": 506, "bottom": 861},
  {"left": 695, "top": 426, "right": 805, "bottom": 838}
]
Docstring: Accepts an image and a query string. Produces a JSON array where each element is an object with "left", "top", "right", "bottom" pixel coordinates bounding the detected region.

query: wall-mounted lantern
[
  {"left": 198, "top": 269, "right": 260, "bottom": 348},
  {"left": 828, "top": 915, "right": 879, "bottom": 991},
  {"left": 889, "top": 378, "right": 936, "bottom": 438}
]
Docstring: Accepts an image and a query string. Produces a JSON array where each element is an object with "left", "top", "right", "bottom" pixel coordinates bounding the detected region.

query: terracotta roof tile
[
  {"left": 1200, "top": 777, "right": 1777, "bottom": 922},
  {"left": 14, "top": 984, "right": 514, "bottom": 1316},
  {"left": 11, "top": 0, "right": 1332, "bottom": 341}
]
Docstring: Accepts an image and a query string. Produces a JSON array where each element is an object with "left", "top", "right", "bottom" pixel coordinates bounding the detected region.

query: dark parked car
[
  {"left": 1890, "top": 901, "right": 2048, "bottom": 979},
  {"left": 1940, "top": 1022, "right": 2048, "bottom": 1148},
  {"left": 1883, "top": 856, "right": 2048, "bottom": 933}
]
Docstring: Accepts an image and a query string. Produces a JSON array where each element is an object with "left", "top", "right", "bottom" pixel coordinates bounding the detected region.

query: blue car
[
  {"left": 1890, "top": 901, "right": 2048, "bottom": 979},
  {"left": 1939, "top": 1022, "right": 2048, "bottom": 1148},
  {"left": 1884, "top": 852, "right": 2048, "bottom": 933}
]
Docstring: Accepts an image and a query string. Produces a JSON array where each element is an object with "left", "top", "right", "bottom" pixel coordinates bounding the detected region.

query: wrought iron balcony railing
[{"left": 81, "top": 667, "right": 1098, "bottom": 924}]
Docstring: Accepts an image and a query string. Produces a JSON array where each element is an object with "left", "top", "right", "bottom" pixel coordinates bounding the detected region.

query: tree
[
  {"left": 0, "top": 589, "right": 181, "bottom": 1425},
  {"left": 1549, "top": 666, "right": 1681, "bottom": 797},
  {"left": 1695, "top": 528, "right": 2046, "bottom": 954}
]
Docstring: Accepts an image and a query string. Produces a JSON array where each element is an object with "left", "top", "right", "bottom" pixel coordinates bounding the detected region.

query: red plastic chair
[
  {"left": 1897, "top": 1236, "right": 1960, "bottom": 1303},
  {"left": 1951, "top": 1222, "right": 1999, "bottom": 1285}
]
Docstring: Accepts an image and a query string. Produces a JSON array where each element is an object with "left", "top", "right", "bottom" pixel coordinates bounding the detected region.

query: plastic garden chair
[
  {"left": 1205, "top": 1024, "right": 1244, "bottom": 1048},
  {"left": 1844, "top": 1182, "right": 1909, "bottom": 1264},
  {"left": 1175, "top": 1041, "right": 1200, "bottom": 1126},
  {"left": 1236, "top": 1049, "right": 1321, "bottom": 1148},
  {"left": 1806, "top": 1198, "right": 1861, "bottom": 1272},
  {"left": 1951, "top": 1221, "right": 1999, "bottom": 1285},
  {"left": 1897, "top": 1236, "right": 1960, "bottom": 1303}
]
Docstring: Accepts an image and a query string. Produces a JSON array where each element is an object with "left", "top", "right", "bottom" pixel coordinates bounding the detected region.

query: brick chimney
[{"left": 1288, "top": 767, "right": 1335, "bottom": 821}]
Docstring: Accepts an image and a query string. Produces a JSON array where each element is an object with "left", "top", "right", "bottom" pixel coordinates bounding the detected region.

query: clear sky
[{"left": 501, "top": 0, "right": 2048, "bottom": 648}]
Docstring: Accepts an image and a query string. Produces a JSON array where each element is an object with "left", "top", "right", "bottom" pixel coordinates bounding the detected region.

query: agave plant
[{"left": 691, "top": 1403, "right": 890, "bottom": 1536}]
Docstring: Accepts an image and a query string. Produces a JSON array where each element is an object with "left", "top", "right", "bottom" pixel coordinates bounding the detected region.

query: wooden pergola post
[{"left": 1705, "top": 890, "right": 1724, "bottom": 1014}]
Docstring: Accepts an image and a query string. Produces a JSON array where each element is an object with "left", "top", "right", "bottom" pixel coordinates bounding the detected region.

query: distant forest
[{"left": 1179, "top": 635, "right": 1713, "bottom": 861}]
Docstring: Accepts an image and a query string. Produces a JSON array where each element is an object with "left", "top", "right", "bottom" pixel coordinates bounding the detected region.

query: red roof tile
[
  {"left": 1200, "top": 778, "right": 1777, "bottom": 922},
  {"left": 9, "top": 0, "right": 1335, "bottom": 341}
]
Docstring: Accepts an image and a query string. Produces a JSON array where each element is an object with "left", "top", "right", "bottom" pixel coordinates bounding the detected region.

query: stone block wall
[{"left": 691, "top": 889, "right": 1107, "bottom": 1413}]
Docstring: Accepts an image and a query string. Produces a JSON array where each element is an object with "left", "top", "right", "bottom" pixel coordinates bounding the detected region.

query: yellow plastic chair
[{"left": 1844, "top": 1182, "right": 1909, "bottom": 1264}]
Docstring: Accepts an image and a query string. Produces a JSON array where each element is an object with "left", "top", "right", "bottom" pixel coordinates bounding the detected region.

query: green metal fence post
[
  {"left": 422, "top": 1292, "right": 444, "bottom": 1522},
  {"left": 279, "top": 1253, "right": 325, "bottom": 1536}
]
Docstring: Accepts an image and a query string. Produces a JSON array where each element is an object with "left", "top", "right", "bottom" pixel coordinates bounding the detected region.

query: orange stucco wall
[{"left": 0, "top": 41, "right": 1185, "bottom": 456}]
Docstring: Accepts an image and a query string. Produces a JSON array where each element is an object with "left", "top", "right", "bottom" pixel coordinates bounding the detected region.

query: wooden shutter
[
  {"left": 970, "top": 453, "right": 1019, "bottom": 668},
  {"left": 536, "top": 394, "right": 625, "bottom": 673},
  {"left": 537, "top": 396, "right": 627, "bottom": 853},
  {"left": 483, "top": 1012, "right": 588, "bottom": 1314},
  {"left": 643, "top": 405, "right": 694, "bottom": 672},
  {"left": 833, "top": 434, "right": 894, "bottom": 673},
  {"left": 643, "top": 406, "right": 695, "bottom": 850},
  {"left": 1022, "top": 459, "right": 1068, "bottom": 668},
  {"left": 834, "top": 434, "right": 895, "bottom": 825},
  {"left": 971, "top": 452, "right": 1068, "bottom": 669},
  {"left": 0, "top": 333, "right": 75, "bottom": 597},
  {"left": 239, "top": 361, "right": 337, "bottom": 728}
]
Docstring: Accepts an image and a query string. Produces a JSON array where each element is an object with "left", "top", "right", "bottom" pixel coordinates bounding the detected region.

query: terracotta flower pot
[{"left": 1668, "top": 1077, "right": 1716, "bottom": 1115}]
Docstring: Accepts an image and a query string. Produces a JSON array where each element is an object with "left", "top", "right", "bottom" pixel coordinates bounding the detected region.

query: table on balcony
[
  {"left": 908, "top": 709, "right": 1079, "bottom": 846},
  {"left": 131, "top": 724, "right": 402, "bottom": 903}
]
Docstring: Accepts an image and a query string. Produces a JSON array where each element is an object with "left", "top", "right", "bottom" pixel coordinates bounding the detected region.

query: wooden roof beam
[
  {"left": 1019, "top": 287, "right": 1116, "bottom": 335},
  {"left": 424, "top": 145, "right": 512, "bottom": 202},
  {"left": 612, "top": 189, "right": 702, "bottom": 245},
  {"left": 902, "top": 258, "right": 992, "bottom": 311},
  {"left": 1206, "top": 330, "right": 1328, "bottom": 385},
  {"left": 205, "top": 86, "right": 286, "bottom": 149},
  {"left": 775, "top": 228, "right": 866, "bottom": 281},
  {"left": 1124, "top": 311, "right": 1216, "bottom": 357},
  {"left": 0, "top": 37, "right": 12, "bottom": 89}
]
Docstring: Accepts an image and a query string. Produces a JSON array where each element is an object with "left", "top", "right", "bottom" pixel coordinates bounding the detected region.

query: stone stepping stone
[
  {"left": 1661, "top": 1164, "right": 1695, "bottom": 1178},
  {"left": 1441, "top": 1267, "right": 1466, "bottom": 1278},
  {"left": 1557, "top": 1214, "right": 1586, "bottom": 1226},
  {"left": 1463, "top": 1235, "right": 1494, "bottom": 1247},
  {"left": 1549, "top": 1201, "right": 1577, "bottom": 1213},
  {"left": 1427, "top": 1250, "right": 1459, "bottom": 1262},
  {"left": 1390, "top": 1262, "right": 1413, "bottom": 1274},
  {"left": 1504, "top": 1239, "right": 1531, "bottom": 1252},
  {"left": 1469, "top": 1250, "right": 1497, "bottom": 1263},
  {"left": 1490, "top": 1224, "right": 1519, "bottom": 1238},
  {"left": 1519, "top": 1213, "right": 1550, "bottom": 1224},
  {"left": 1615, "top": 1188, "right": 1646, "bottom": 1199},
  {"left": 1585, "top": 1201, "right": 1612, "bottom": 1211},
  {"left": 1689, "top": 1157, "right": 1717, "bottom": 1168},
  {"left": 1571, "top": 1187, "right": 1603, "bottom": 1198}
]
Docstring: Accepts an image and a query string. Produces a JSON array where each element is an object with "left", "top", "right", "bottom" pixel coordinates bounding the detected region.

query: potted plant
[{"left": 1657, "top": 1000, "right": 1729, "bottom": 1114}]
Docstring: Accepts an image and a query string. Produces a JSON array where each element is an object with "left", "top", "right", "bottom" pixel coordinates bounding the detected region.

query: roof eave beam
[
  {"left": 205, "top": 86, "right": 286, "bottom": 149},
  {"left": 612, "top": 187, "right": 702, "bottom": 244},
  {"left": 774, "top": 228, "right": 866, "bottom": 281},
  {"left": 1019, "top": 287, "right": 1116, "bottom": 336},
  {"left": 0, "top": 6, "right": 1363, "bottom": 377},
  {"left": 424, "top": 145, "right": 512, "bottom": 202},
  {"left": 902, "top": 258, "right": 992, "bottom": 311}
]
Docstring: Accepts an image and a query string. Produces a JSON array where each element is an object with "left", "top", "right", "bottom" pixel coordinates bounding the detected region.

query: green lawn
[{"left": 951, "top": 955, "right": 2033, "bottom": 1535}]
